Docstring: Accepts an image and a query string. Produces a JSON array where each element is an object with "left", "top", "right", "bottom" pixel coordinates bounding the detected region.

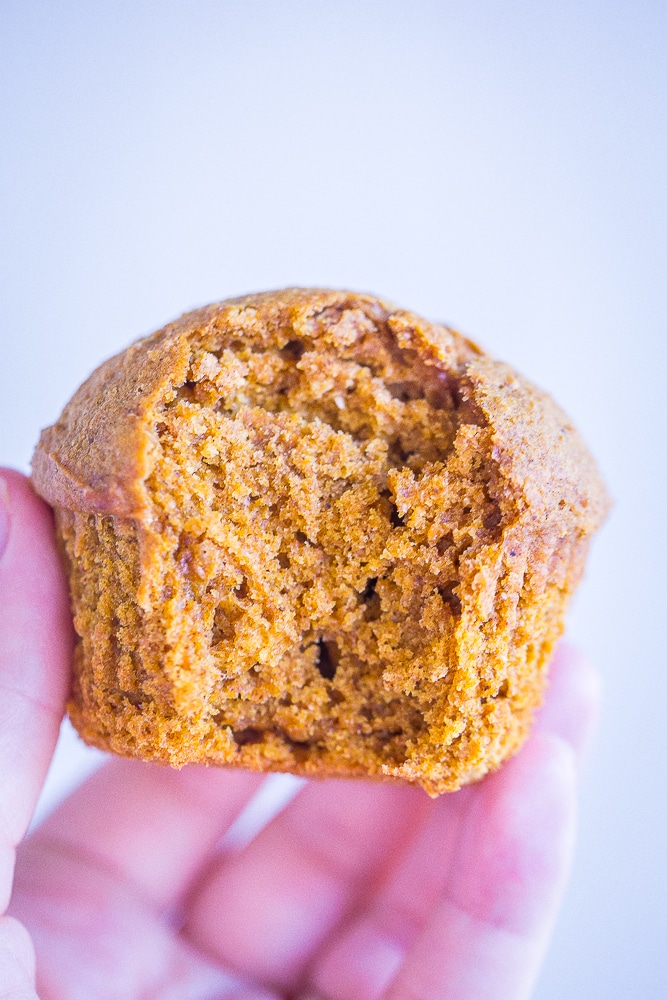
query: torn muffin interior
[
  {"left": 36, "top": 287, "right": 610, "bottom": 795},
  {"left": 135, "top": 301, "right": 509, "bottom": 780}
]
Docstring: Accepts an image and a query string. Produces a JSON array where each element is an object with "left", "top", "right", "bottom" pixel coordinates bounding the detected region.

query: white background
[{"left": 1, "top": 2, "right": 665, "bottom": 997}]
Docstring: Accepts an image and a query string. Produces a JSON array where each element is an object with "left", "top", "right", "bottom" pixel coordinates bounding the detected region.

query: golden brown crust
[{"left": 32, "top": 288, "right": 610, "bottom": 795}]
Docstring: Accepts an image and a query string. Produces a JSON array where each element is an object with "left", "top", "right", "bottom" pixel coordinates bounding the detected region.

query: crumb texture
[{"left": 33, "top": 288, "right": 610, "bottom": 795}]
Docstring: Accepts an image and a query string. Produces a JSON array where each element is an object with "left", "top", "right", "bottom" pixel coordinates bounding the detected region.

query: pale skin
[{"left": 0, "top": 468, "right": 600, "bottom": 1000}]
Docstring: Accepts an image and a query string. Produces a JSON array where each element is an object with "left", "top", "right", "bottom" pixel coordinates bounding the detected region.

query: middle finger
[{"left": 182, "top": 778, "right": 430, "bottom": 992}]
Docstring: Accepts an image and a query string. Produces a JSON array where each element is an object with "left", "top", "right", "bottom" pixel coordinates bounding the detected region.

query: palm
[{"left": 0, "top": 470, "right": 598, "bottom": 1000}]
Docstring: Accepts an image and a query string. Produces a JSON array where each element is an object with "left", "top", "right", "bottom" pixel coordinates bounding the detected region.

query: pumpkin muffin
[{"left": 32, "top": 288, "right": 609, "bottom": 796}]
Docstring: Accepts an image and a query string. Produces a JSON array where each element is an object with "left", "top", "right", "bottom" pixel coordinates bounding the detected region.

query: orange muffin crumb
[{"left": 32, "top": 288, "right": 609, "bottom": 795}]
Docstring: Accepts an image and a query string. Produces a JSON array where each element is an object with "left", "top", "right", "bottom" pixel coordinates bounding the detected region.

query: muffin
[{"left": 32, "top": 288, "right": 609, "bottom": 796}]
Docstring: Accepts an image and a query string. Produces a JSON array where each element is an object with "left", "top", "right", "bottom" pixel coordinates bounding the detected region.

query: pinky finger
[
  {"left": 304, "top": 646, "right": 599, "bottom": 1000},
  {"left": 384, "top": 730, "right": 578, "bottom": 1000}
]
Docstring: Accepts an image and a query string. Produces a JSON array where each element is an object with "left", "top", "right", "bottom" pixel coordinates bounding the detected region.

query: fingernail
[{"left": 0, "top": 476, "right": 10, "bottom": 561}]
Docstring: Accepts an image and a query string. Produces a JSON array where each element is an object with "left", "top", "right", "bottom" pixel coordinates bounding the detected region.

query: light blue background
[{"left": 1, "top": 3, "right": 665, "bottom": 997}]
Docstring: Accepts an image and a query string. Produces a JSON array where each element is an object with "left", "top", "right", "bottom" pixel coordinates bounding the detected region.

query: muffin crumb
[{"left": 32, "top": 288, "right": 609, "bottom": 795}]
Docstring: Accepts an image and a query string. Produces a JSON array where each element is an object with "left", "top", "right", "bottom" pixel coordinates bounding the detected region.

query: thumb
[
  {"left": 0, "top": 469, "right": 72, "bottom": 905},
  {"left": 0, "top": 469, "right": 72, "bottom": 998}
]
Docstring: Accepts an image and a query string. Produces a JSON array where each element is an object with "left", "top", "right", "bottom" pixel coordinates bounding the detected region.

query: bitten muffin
[{"left": 32, "top": 288, "right": 609, "bottom": 796}]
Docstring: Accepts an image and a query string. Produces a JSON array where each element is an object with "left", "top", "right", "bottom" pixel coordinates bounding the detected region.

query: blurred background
[{"left": 1, "top": 1, "right": 665, "bottom": 997}]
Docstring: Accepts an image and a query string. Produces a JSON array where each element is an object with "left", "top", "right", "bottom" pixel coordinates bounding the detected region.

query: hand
[{"left": 0, "top": 468, "right": 599, "bottom": 1000}]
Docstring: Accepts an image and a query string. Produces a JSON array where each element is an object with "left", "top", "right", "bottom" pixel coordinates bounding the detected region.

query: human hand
[{"left": 0, "top": 468, "right": 599, "bottom": 1000}]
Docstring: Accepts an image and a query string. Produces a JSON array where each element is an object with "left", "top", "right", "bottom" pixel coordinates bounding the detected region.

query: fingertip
[
  {"left": 0, "top": 468, "right": 74, "bottom": 679},
  {"left": 553, "top": 641, "right": 601, "bottom": 698},
  {"left": 534, "top": 642, "right": 601, "bottom": 762},
  {"left": 0, "top": 469, "right": 64, "bottom": 581},
  {"left": 0, "top": 466, "right": 71, "bottom": 620},
  {"left": 0, "top": 466, "right": 56, "bottom": 533},
  {"left": 0, "top": 468, "right": 30, "bottom": 498}
]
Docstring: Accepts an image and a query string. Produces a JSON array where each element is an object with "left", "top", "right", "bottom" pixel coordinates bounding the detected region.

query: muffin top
[{"left": 33, "top": 287, "right": 608, "bottom": 532}]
